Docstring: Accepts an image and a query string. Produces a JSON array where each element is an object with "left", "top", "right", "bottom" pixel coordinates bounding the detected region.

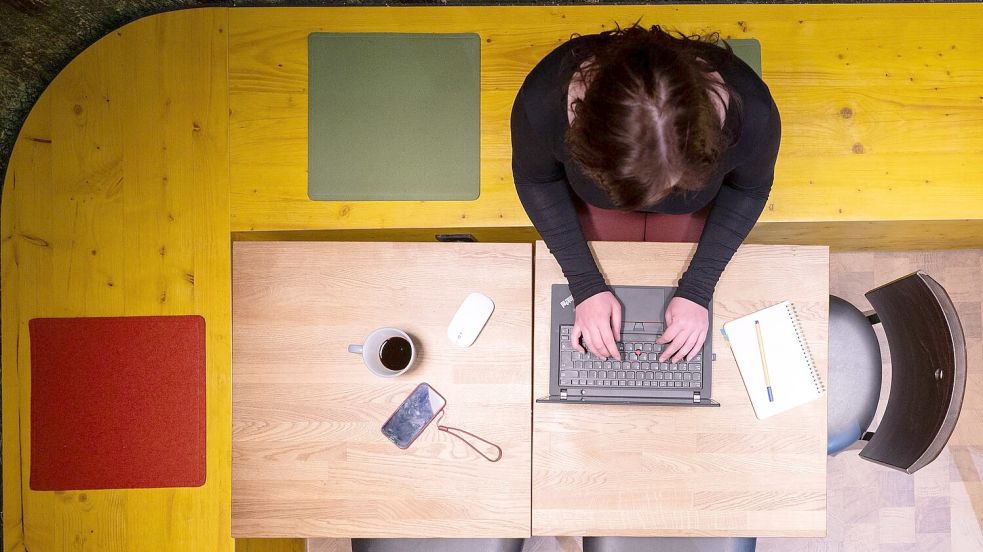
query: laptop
[{"left": 538, "top": 284, "right": 718, "bottom": 406}]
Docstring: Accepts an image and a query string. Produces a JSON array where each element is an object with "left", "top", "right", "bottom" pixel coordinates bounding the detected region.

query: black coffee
[{"left": 379, "top": 337, "right": 413, "bottom": 371}]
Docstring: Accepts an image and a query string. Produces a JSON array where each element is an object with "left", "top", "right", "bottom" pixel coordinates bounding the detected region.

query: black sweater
[{"left": 511, "top": 35, "right": 781, "bottom": 308}]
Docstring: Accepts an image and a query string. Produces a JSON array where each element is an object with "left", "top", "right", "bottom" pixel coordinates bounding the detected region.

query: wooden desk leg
[{"left": 306, "top": 539, "right": 353, "bottom": 552}]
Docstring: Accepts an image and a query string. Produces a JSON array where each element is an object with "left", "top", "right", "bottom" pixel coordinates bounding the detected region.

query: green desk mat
[
  {"left": 724, "top": 38, "right": 762, "bottom": 77},
  {"left": 308, "top": 33, "right": 480, "bottom": 201},
  {"left": 307, "top": 34, "right": 757, "bottom": 202}
]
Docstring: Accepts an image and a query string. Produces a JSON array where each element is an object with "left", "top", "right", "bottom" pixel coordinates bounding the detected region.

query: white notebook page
[{"left": 722, "top": 301, "right": 824, "bottom": 419}]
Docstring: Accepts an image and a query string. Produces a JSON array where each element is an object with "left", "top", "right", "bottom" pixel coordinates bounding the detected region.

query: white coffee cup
[{"left": 348, "top": 327, "right": 416, "bottom": 377}]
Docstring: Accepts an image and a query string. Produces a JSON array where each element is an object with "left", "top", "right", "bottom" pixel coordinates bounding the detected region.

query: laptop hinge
[
  {"left": 560, "top": 389, "right": 568, "bottom": 400},
  {"left": 693, "top": 392, "right": 701, "bottom": 404}
]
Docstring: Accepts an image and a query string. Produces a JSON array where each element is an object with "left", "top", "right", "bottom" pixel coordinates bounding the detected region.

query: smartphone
[{"left": 381, "top": 383, "right": 447, "bottom": 449}]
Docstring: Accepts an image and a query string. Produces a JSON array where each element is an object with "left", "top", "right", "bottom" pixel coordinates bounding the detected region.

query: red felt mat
[{"left": 29, "top": 315, "right": 206, "bottom": 490}]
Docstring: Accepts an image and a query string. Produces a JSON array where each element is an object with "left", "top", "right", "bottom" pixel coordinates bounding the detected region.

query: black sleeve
[
  {"left": 511, "top": 95, "right": 610, "bottom": 305},
  {"left": 675, "top": 101, "right": 782, "bottom": 308}
]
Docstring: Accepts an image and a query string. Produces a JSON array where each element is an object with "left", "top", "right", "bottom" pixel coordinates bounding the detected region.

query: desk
[
  {"left": 6, "top": 6, "right": 983, "bottom": 550},
  {"left": 532, "top": 241, "right": 829, "bottom": 537},
  {"left": 231, "top": 241, "right": 532, "bottom": 538}
]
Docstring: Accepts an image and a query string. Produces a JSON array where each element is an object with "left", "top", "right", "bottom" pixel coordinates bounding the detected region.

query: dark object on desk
[
  {"left": 827, "top": 271, "right": 966, "bottom": 474},
  {"left": 435, "top": 233, "right": 478, "bottom": 242},
  {"left": 540, "top": 284, "right": 717, "bottom": 406},
  {"left": 584, "top": 536, "right": 756, "bottom": 552},
  {"left": 29, "top": 315, "right": 206, "bottom": 490},
  {"left": 308, "top": 32, "right": 480, "bottom": 201},
  {"left": 353, "top": 538, "right": 524, "bottom": 552},
  {"left": 380, "top": 336, "right": 414, "bottom": 371},
  {"left": 381, "top": 383, "right": 446, "bottom": 449}
]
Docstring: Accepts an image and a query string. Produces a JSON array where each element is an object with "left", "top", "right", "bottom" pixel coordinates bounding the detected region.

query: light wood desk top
[
  {"left": 532, "top": 241, "right": 829, "bottom": 537},
  {"left": 231, "top": 241, "right": 532, "bottom": 538}
]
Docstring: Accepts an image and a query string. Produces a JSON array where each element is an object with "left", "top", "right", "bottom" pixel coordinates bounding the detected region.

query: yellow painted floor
[{"left": 5, "top": 5, "right": 983, "bottom": 551}]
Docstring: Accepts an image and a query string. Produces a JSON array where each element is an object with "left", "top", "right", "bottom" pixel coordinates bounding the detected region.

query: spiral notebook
[{"left": 722, "top": 301, "right": 824, "bottom": 419}]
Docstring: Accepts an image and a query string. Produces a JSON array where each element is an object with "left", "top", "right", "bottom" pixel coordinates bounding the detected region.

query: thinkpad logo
[{"left": 559, "top": 294, "right": 574, "bottom": 309}]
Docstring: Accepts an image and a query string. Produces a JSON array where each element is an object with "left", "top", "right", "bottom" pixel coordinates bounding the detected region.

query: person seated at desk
[{"left": 511, "top": 24, "right": 781, "bottom": 363}]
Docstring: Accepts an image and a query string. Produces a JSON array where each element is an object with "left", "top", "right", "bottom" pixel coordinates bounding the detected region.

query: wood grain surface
[
  {"left": 1, "top": 9, "right": 232, "bottom": 552},
  {"left": 747, "top": 220, "right": 983, "bottom": 252},
  {"left": 237, "top": 538, "right": 308, "bottom": 552},
  {"left": 228, "top": 5, "right": 983, "bottom": 233},
  {"left": 306, "top": 539, "right": 353, "bottom": 552},
  {"left": 232, "top": 242, "right": 532, "bottom": 538},
  {"left": 532, "top": 241, "right": 829, "bottom": 536},
  {"left": 6, "top": 5, "right": 983, "bottom": 550}
]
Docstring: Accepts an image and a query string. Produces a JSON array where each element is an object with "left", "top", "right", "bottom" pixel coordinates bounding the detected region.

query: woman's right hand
[{"left": 571, "top": 291, "right": 623, "bottom": 359}]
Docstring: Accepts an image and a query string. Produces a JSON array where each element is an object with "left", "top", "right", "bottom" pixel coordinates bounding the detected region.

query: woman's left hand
[{"left": 657, "top": 297, "right": 709, "bottom": 362}]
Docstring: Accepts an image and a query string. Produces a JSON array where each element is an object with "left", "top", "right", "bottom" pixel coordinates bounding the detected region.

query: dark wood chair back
[{"left": 861, "top": 271, "right": 966, "bottom": 473}]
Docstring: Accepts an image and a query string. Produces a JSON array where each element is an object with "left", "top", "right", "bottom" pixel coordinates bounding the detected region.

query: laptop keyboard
[{"left": 558, "top": 324, "right": 703, "bottom": 389}]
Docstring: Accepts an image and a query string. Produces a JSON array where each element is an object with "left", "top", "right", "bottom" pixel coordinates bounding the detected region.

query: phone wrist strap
[{"left": 437, "top": 423, "right": 503, "bottom": 463}]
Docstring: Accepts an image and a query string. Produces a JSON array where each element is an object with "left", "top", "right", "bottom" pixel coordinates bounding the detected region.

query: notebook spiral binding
[{"left": 786, "top": 302, "right": 826, "bottom": 393}]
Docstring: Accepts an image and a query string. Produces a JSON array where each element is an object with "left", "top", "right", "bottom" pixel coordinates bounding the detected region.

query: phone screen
[{"left": 381, "top": 383, "right": 447, "bottom": 449}]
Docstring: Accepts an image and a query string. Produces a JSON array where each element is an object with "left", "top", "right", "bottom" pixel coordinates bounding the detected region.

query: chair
[
  {"left": 351, "top": 538, "right": 524, "bottom": 552},
  {"left": 827, "top": 271, "right": 967, "bottom": 473},
  {"left": 585, "top": 273, "right": 964, "bottom": 552},
  {"left": 583, "top": 537, "right": 756, "bottom": 552}
]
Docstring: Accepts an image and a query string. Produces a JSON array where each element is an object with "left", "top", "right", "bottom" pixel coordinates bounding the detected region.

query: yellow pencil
[{"left": 755, "top": 320, "right": 774, "bottom": 402}]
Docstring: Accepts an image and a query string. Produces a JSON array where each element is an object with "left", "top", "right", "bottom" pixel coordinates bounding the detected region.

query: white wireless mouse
[{"left": 447, "top": 293, "right": 495, "bottom": 347}]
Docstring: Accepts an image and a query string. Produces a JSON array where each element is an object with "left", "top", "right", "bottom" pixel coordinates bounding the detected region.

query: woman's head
[{"left": 566, "top": 24, "right": 737, "bottom": 210}]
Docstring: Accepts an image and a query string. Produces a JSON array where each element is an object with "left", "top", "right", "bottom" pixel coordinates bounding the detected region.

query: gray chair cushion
[
  {"left": 351, "top": 538, "right": 524, "bottom": 552},
  {"left": 827, "top": 295, "right": 883, "bottom": 454},
  {"left": 583, "top": 537, "right": 756, "bottom": 552}
]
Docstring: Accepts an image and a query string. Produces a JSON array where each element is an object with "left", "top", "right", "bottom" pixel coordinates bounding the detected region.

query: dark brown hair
[{"left": 566, "top": 24, "right": 739, "bottom": 209}]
